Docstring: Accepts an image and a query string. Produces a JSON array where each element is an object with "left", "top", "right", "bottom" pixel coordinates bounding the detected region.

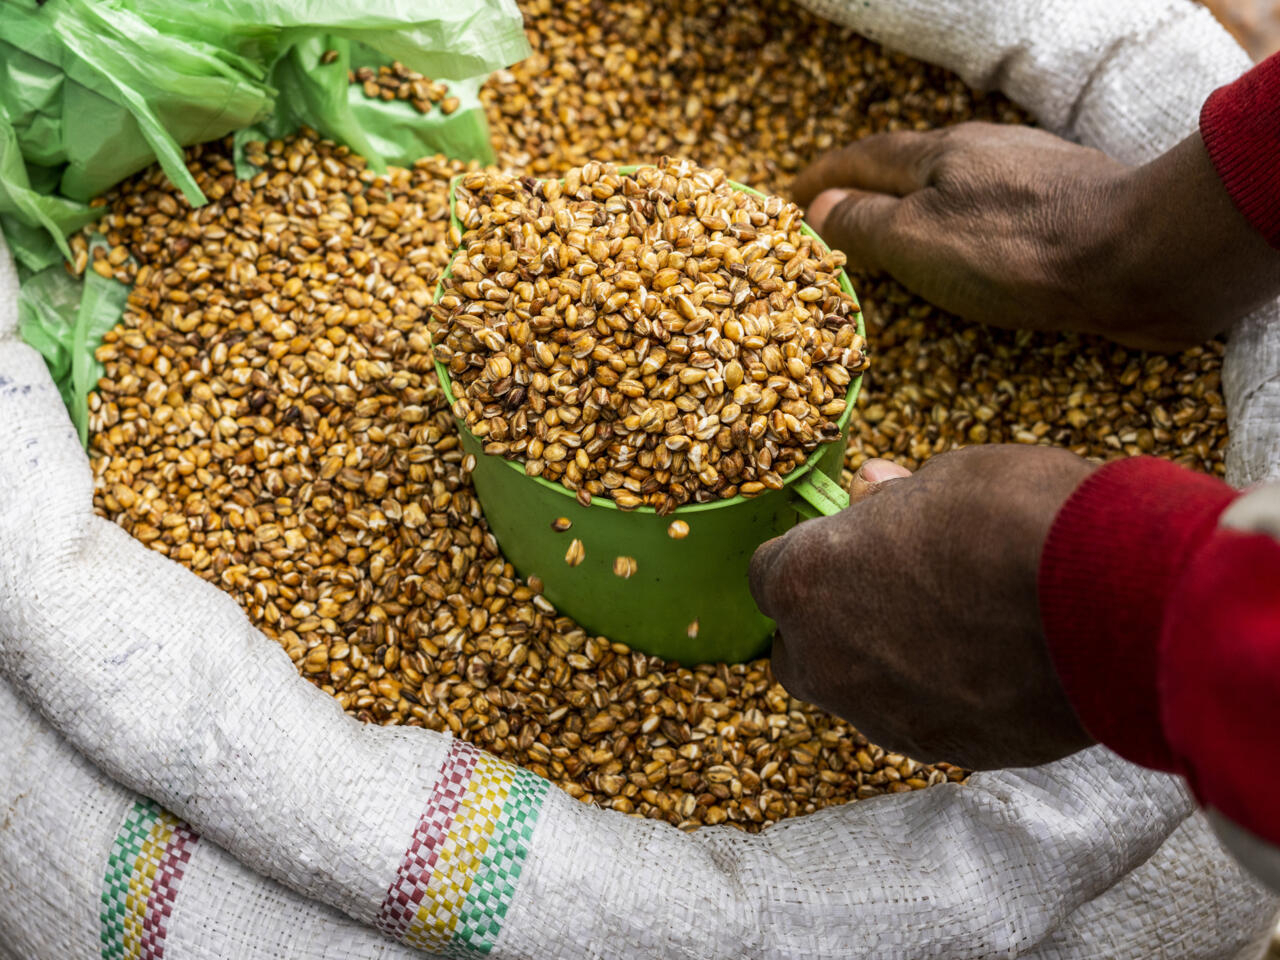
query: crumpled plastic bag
[
  {"left": 0, "top": 0, "right": 528, "bottom": 272},
  {"left": 16, "top": 250, "right": 126, "bottom": 445},
  {"left": 2, "top": 0, "right": 528, "bottom": 441}
]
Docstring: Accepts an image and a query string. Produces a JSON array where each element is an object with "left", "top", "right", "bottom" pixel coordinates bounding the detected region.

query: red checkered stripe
[
  {"left": 140, "top": 821, "right": 198, "bottom": 959},
  {"left": 377, "top": 739, "right": 481, "bottom": 940}
]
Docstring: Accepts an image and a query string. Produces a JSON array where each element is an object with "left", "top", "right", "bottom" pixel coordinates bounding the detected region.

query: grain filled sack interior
[{"left": 2, "top": 0, "right": 1279, "bottom": 957}]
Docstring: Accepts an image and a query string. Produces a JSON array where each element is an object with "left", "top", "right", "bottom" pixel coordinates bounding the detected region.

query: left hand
[
  {"left": 749, "top": 446, "right": 1096, "bottom": 769},
  {"left": 792, "top": 123, "right": 1280, "bottom": 352}
]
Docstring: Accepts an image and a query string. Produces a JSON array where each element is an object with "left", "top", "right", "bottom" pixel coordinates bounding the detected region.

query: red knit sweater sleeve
[
  {"left": 1038, "top": 458, "right": 1280, "bottom": 851},
  {"left": 1201, "top": 51, "right": 1280, "bottom": 247}
]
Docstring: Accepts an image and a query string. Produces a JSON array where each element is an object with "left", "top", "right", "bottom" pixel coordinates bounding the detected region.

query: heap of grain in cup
[
  {"left": 427, "top": 159, "right": 868, "bottom": 513},
  {"left": 82, "top": 0, "right": 1228, "bottom": 834}
]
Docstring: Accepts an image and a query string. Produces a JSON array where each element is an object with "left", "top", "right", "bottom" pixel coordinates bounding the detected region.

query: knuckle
[
  {"left": 762, "top": 572, "right": 802, "bottom": 623},
  {"left": 831, "top": 195, "right": 870, "bottom": 237},
  {"left": 759, "top": 537, "right": 826, "bottom": 621}
]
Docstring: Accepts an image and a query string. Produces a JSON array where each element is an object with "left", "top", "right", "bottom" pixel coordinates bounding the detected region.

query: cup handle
[{"left": 790, "top": 469, "right": 850, "bottom": 520}]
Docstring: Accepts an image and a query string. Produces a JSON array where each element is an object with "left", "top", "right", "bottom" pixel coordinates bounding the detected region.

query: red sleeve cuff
[
  {"left": 1200, "top": 51, "right": 1280, "bottom": 248},
  {"left": 1037, "top": 458, "right": 1237, "bottom": 772},
  {"left": 1163, "top": 528, "right": 1280, "bottom": 841}
]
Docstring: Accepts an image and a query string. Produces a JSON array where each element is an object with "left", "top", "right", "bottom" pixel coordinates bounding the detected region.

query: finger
[
  {"left": 792, "top": 130, "right": 946, "bottom": 207},
  {"left": 805, "top": 187, "right": 860, "bottom": 237},
  {"left": 748, "top": 534, "right": 788, "bottom": 618},
  {"left": 847, "top": 458, "right": 913, "bottom": 504},
  {"left": 767, "top": 633, "right": 806, "bottom": 703},
  {"left": 809, "top": 188, "right": 905, "bottom": 273}
]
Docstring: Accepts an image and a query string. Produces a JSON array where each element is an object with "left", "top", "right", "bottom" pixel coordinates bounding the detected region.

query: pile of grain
[{"left": 83, "top": 0, "right": 1226, "bottom": 832}]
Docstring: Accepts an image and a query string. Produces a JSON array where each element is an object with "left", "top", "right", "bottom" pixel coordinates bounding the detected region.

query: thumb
[
  {"left": 848, "top": 458, "right": 913, "bottom": 504},
  {"left": 748, "top": 532, "right": 788, "bottom": 618},
  {"left": 807, "top": 187, "right": 904, "bottom": 274}
]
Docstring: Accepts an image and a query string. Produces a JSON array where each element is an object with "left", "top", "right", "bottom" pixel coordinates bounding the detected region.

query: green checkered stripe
[
  {"left": 100, "top": 800, "right": 161, "bottom": 960},
  {"left": 99, "top": 798, "right": 198, "bottom": 960},
  {"left": 443, "top": 766, "right": 550, "bottom": 956}
]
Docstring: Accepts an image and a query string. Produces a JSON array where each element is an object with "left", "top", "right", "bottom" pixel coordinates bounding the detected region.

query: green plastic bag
[
  {"left": 17, "top": 245, "right": 129, "bottom": 446},
  {"left": 126, "top": 0, "right": 530, "bottom": 84},
  {"left": 0, "top": 0, "right": 528, "bottom": 271},
  {"left": 232, "top": 37, "right": 496, "bottom": 181},
  {"left": 2, "top": 0, "right": 528, "bottom": 443},
  {"left": 0, "top": 0, "right": 275, "bottom": 271}
]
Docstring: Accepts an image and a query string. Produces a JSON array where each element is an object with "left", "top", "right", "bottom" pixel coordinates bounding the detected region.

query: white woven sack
[
  {"left": 1, "top": 0, "right": 1278, "bottom": 957},
  {"left": 0, "top": 679, "right": 424, "bottom": 960},
  {"left": 2, "top": 672, "right": 1276, "bottom": 960}
]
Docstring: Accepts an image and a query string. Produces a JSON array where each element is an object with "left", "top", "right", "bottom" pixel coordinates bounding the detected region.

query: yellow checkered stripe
[
  {"left": 378, "top": 740, "right": 549, "bottom": 955},
  {"left": 100, "top": 800, "right": 199, "bottom": 960}
]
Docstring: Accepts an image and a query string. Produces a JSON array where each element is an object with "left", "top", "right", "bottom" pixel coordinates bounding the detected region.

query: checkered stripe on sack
[
  {"left": 100, "top": 800, "right": 199, "bottom": 960},
  {"left": 443, "top": 763, "right": 549, "bottom": 956},
  {"left": 377, "top": 740, "right": 480, "bottom": 940},
  {"left": 378, "top": 740, "right": 549, "bottom": 955}
]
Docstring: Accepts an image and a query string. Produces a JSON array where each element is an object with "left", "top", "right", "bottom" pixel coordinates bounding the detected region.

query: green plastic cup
[{"left": 434, "top": 170, "right": 862, "bottom": 663}]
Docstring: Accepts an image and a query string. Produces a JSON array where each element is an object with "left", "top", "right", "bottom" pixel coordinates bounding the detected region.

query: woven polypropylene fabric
[
  {"left": 2, "top": 0, "right": 1280, "bottom": 956},
  {"left": 0, "top": 679, "right": 429, "bottom": 960},
  {"left": 2, "top": 673, "right": 1276, "bottom": 960}
]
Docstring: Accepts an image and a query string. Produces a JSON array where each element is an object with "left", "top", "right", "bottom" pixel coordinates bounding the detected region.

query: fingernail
[
  {"left": 855, "top": 460, "right": 906, "bottom": 483},
  {"left": 807, "top": 188, "right": 849, "bottom": 234}
]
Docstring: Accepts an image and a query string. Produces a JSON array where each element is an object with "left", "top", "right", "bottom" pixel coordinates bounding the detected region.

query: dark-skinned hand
[
  {"left": 793, "top": 123, "right": 1280, "bottom": 351},
  {"left": 749, "top": 446, "right": 1097, "bottom": 770}
]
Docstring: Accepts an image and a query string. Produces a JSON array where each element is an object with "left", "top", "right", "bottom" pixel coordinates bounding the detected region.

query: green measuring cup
[{"left": 433, "top": 169, "right": 863, "bottom": 663}]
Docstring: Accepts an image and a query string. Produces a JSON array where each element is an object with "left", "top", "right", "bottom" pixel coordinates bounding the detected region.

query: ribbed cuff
[
  {"left": 1201, "top": 52, "right": 1280, "bottom": 248},
  {"left": 1037, "top": 458, "right": 1237, "bottom": 772}
]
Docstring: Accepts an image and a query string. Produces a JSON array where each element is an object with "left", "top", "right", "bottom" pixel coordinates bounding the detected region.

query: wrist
[{"left": 1096, "top": 132, "right": 1280, "bottom": 351}]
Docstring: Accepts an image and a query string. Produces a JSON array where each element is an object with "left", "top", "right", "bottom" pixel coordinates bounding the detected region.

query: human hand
[
  {"left": 793, "top": 123, "right": 1280, "bottom": 352},
  {"left": 749, "top": 446, "right": 1096, "bottom": 770}
]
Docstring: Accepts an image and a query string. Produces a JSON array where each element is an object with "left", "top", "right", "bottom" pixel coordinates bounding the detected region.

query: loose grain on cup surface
[
  {"left": 82, "top": 0, "right": 1227, "bottom": 834},
  {"left": 429, "top": 159, "right": 867, "bottom": 513}
]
